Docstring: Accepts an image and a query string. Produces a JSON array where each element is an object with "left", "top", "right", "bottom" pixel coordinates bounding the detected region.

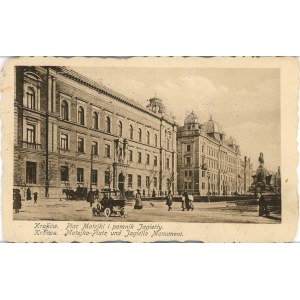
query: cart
[{"left": 92, "top": 190, "right": 126, "bottom": 217}]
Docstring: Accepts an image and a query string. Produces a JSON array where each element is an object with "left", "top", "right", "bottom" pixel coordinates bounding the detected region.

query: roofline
[{"left": 50, "top": 66, "right": 178, "bottom": 126}]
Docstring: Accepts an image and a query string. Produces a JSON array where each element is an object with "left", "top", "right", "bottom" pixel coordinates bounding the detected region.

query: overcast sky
[{"left": 73, "top": 67, "right": 280, "bottom": 172}]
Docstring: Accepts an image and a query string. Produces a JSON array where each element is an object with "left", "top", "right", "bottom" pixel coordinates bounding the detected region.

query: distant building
[
  {"left": 14, "top": 67, "right": 177, "bottom": 197},
  {"left": 177, "top": 112, "right": 252, "bottom": 195},
  {"left": 239, "top": 156, "right": 253, "bottom": 194}
]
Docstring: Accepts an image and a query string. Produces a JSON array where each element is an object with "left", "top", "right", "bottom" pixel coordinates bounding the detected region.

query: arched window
[
  {"left": 61, "top": 100, "right": 69, "bottom": 120},
  {"left": 154, "top": 134, "right": 158, "bottom": 147},
  {"left": 146, "top": 131, "right": 150, "bottom": 145},
  {"left": 106, "top": 116, "right": 111, "bottom": 133},
  {"left": 93, "top": 112, "right": 98, "bottom": 129},
  {"left": 26, "top": 87, "right": 35, "bottom": 109},
  {"left": 129, "top": 125, "right": 133, "bottom": 140},
  {"left": 78, "top": 106, "right": 84, "bottom": 125},
  {"left": 118, "top": 121, "right": 123, "bottom": 137},
  {"left": 138, "top": 128, "right": 142, "bottom": 143}
]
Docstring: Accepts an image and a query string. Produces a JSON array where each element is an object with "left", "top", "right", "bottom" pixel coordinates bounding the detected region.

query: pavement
[{"left": 13, "top": 197, "right": 281, "bottom": 223}]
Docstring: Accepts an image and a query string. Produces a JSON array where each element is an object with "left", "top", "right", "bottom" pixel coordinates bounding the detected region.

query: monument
[{"left": 250, "top": 152, "right": 274, "bottom": 195}]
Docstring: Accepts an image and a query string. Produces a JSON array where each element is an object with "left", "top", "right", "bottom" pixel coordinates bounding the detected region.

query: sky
[{"left": 73, "top": 66, "right": 280, "bottom": 172}]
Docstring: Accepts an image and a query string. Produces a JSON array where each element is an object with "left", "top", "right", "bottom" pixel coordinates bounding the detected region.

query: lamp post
[
  {"left": 207, "top": 170, "right": 211, "bottom": 203},
  {"left": 90, "top": 148, "right": 94, "bottom": 192}
]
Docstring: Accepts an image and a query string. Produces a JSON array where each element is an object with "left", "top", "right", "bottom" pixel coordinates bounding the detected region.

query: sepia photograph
[
  {"left": 12, "top": 64, "right": 281, "bottom": 223},
  {"left": 1, "top": 56, "right": 298, "bottom": 242}
]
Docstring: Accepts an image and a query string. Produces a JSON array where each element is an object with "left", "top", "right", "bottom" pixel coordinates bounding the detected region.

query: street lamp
[{"left": 207, "top": 170, "right": 211, "bottom": 203}]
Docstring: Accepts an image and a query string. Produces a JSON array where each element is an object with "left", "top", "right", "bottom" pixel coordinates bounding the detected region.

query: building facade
[
  {"left": 14, "top": 67, "right": 177, "bottom": 197},
  {"left": 177, "top": 112, "right": 252, "bottom": 195}
]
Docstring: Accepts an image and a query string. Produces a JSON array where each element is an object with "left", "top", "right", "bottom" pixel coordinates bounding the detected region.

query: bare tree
[
  {"left": 162, "top": 172, "right": 176, "bottom": 193},
  {"left": 147, "top": 169, "right": 159, "bottom": 196},
  {"left": 106, "top": 164, "right": 114, "bottom": 191},
  {"left": 39, "top": 161, "right": 58, "bottom": 198},
  {"left": 14, "top": 154, "right": 27, "bottom": 199}
]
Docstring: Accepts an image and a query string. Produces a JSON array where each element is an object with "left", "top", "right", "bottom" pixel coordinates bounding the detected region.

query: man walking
[
  {"left": 258, "top": 192, "right": 270, "bottom": 217},
  {"left": 26, "top": 187, "right": 32, "bottom": 201},
  {"left": 33, "top": 192, "right": 38, "bottom": 204},
  {"left": 166, "top": 190, "right": 173, "bottom": 211}
]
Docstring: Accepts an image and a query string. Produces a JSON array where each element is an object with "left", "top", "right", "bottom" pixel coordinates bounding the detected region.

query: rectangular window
[
  {"left": 154, "top": 177, "right": 157, "bottom": 188},
  {"left": 154, "top": 156, "right": 158, "bottom": 166},
  {"left": 185, "top": 170, "right": 188, "bottom": 177},
  {"left": 26, "top": 161, "right": 37, "bottom": 184},
  {"left": 129, "top": 150, "right": 133, "bottom": 162},
  {"left": 60, "top": 166, "right": 69, "bottom": 181},
  {"left": 185, "top": 157, "right": 191, "bottom": 166},
  {"left": 77, "top": 168, "right": 84, "bottom": 183},
  {"left": 189, "top": 170, "right": 193, "bottom": 177},
  {"left": 92, "top": 141, "right": 98, "bottom": 155},
  {"left": 128, "top": 174, "right": 133, "bottom": 188},
  {"left": 105, "top": 171, "right": 110, "bottom": 185},
  {"left": 187, "top": 144, "right": 191, "bottom": 152},
  {"left": 77, "top": 137, "right": 84, "bottom": 153},
  {"left": 202, "top": 170, "right": 206, "bottom": 177},
  {"left": 202, "top": 182, "right": 205, "bottom": 189},
  {"left": 91, "top": 170, "right": 98, "bottom": 184},
  {"left": 146, "top": 154, "right": 150, "bottom": 165},
  {"left": 184, "top": 182, "right": 188, "bottom": 190},
  {"left": 166, "top": 158, "right": 170, "bottom": 169},
  {"left": 26, "top": 124, "right": 36, "bottom": 144},
  {"left": 105, "top": 144, "right": 111, "bottom": 158},
  {"left": 146, "top": 176, "right": 150, "bottom": 188},
  {"left": 61, "top": 134, "right": 69, "bottom": 150},
  {"left": 137, "top": 175, "right": 142, "bottom": 188},
  {"left": 138, "top": 152, "right": 142, "bottom": 163}
]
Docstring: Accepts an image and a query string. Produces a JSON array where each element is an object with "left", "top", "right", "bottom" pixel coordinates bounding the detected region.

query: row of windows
[
  {"left": 61, "top": 101, "right": 167, "bottom": 147},
  {"left": 61, "top": 134, "right": 165, "bottom": 166},
  {"left": 25, "top": 91, "right": 166, "bottom": 147},
  {"left": 61, "top": 166, "right": 160, "bottom": 188}
]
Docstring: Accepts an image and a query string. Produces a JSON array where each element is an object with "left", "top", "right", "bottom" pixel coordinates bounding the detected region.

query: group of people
[
  {"left": 86, "top": 189, "right": 100, "bottom": 207},
  {"left": 26, "top": 188, "right": 38, "bottom": 203},
  {"left": 13, "top": 187, "right": 38, "bottom": 214}
]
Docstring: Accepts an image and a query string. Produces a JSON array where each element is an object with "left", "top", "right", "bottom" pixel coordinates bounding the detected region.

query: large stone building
[
  {"left": 14, "top": 67, "right": 177, "bottom": 197},
  {"left": 177, "top": 112, "right": 252, "bottom": 195}
]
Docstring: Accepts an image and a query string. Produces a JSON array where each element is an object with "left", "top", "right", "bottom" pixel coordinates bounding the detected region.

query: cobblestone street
[{"left": 13, "top": 198, "right": 281, "bottom": 223}]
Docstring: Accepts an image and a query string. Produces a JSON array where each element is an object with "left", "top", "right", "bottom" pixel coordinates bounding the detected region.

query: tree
[
  {"left": 106, "top": 164, "right": 114, "bottom": 191},
  {"left": 39, "top": 160, "right": 58, "bottom": 198},
  {"left": 14, "top": 153, "right": 27, "bottom": 199},
  {"left": 162, "top": 172, "right": 176, "bottom": 194},
  {"left": 147, "top": 169, "right": 159, "bottom": 196}
]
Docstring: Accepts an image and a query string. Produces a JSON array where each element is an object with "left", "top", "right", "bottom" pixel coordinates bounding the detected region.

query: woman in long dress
[
  {"left": 134, "top": 189, "right": 143, "bottom": 209},
  {"left": 13, "top": 189, "right": 22, "bottom": 213}
]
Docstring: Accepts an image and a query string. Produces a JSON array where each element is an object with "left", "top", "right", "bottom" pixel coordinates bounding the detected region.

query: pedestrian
[
  {"left": 166, "top": 190, "right": 173, "bottom": 211},
  {"left": 33, "top": 192, "right": 38, "bottom": 204},
  {"left": 152, "top": 189, "right": 156, "bottom": 199},
  {"left": 134, "top": 189, "right": 143, "bottom": 210},
  {"left": 13, "top": 189, "right": 22, "bottom": 214},
  {"left": 26, "top": 187, "right": 32, "bottom": 201},
  {"left": 188, "top": 193, "right": 194, "bottom": 211},
  {"left": 184, "top": 190, "right": 191, "bottom": 211},
  {"left": 181, "top": 191, "right": 186, "bottom": 211},
  {"left": 258, "top": 192, "right": 270, "bottom": 217},
  {"left": 87, "top": 190, "right": 94, "bottom": 207}
]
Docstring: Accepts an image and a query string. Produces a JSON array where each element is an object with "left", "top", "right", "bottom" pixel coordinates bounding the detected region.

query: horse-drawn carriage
[
  {"left": 63, "top": 187, "right": 88, "bottom": 200},
  {"left": 92, "top": 189, "right": 126, "bottom": 217}
]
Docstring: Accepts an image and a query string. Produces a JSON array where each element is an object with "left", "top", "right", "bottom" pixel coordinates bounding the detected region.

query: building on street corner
[
  {"left": 14, "top": 67, "right": 177, "bottom": 198},
  {"left": 177, "top": 112, "right": 253, "bottom": 196}
]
